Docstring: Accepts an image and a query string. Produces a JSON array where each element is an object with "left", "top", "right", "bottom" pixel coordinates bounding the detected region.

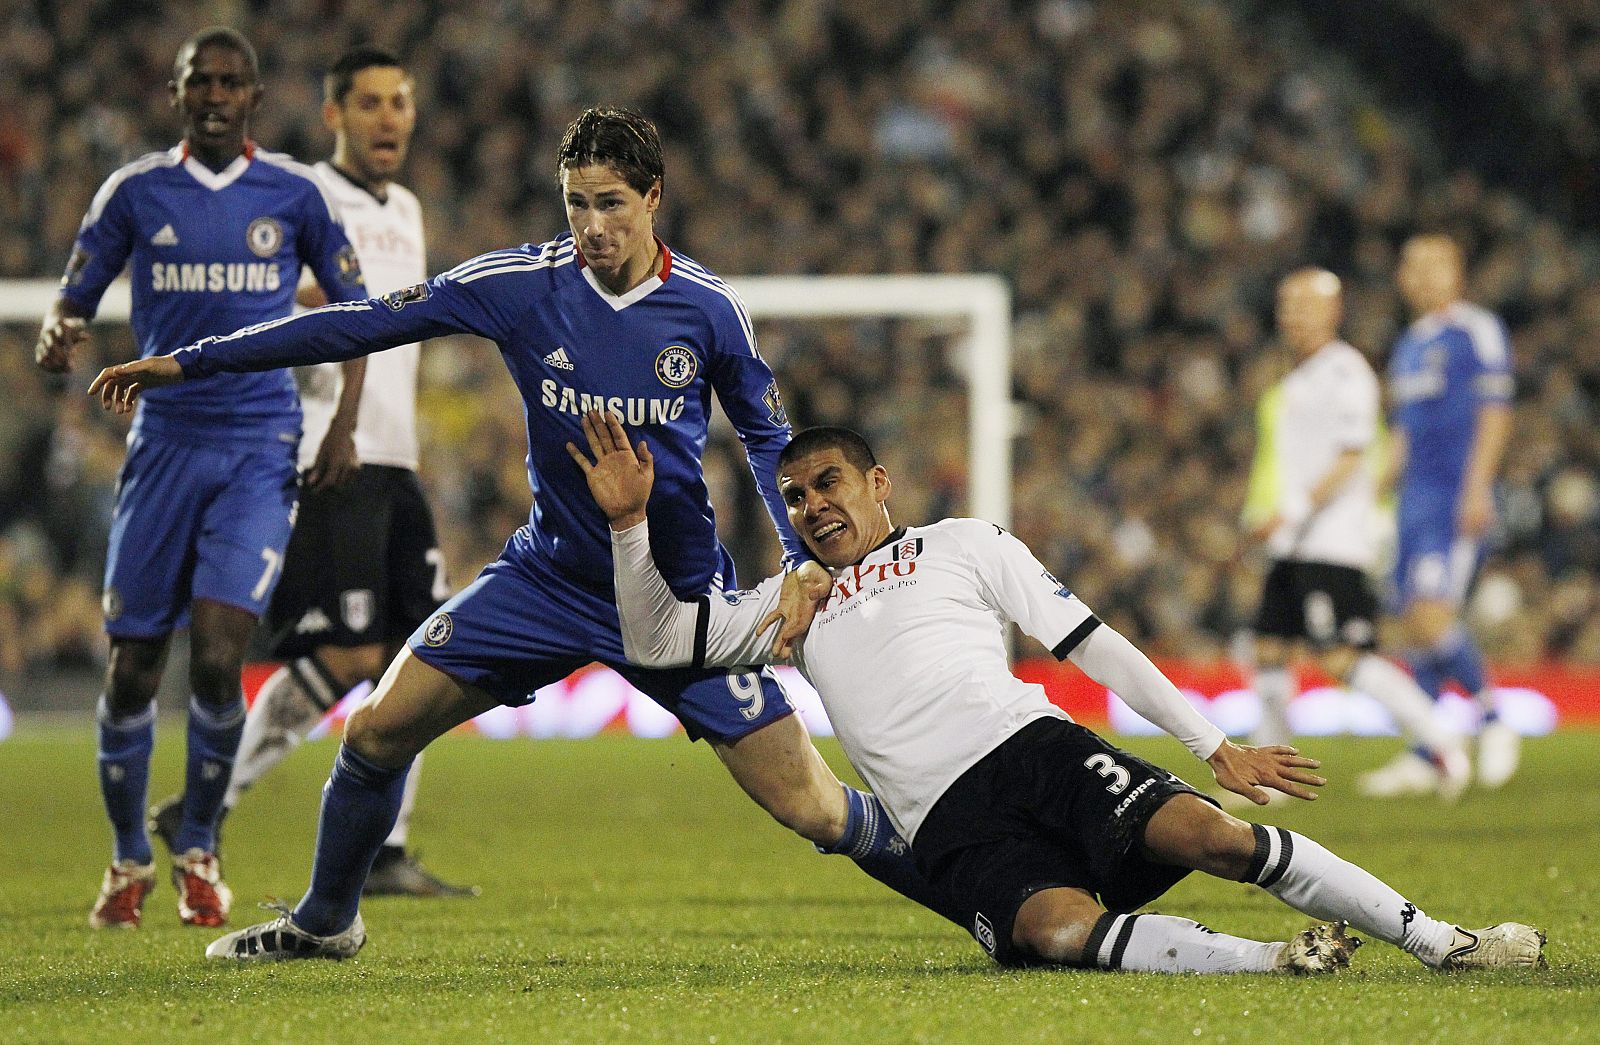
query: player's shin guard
[
  {"left": 97, "top": 696, "right": 157, "bottom": 864},
  {"left": 1348, "top": 654, "right": 1462, "bottom": 756},
  {"left": 1245, "top": 824, "right": 1456, "bottom": 965},
  {"left": 176, "top": 696, "right": 246, "bottom": 853},
  {"left": 292, "top": 744, "right": 411, "bottom": 936},
  {"left": 1081, "top": 913, "right": 1281, "bottom": 973},
  {"left": 823, "top": 786, "right": 967, "bottom": 927},
  {"left": 224, "top": 657, "right": 341, "bottom": 808}
]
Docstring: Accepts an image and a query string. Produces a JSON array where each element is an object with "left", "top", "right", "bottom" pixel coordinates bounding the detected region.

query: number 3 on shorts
[
  {"left": 1084, "top": 752, "right": 1131, "bottom": 794},
  {"left": 726, "top": 671, "right": 765, "bottom": 722}
]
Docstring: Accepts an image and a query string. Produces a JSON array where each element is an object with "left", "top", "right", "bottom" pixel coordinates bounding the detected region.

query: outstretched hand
[
  {"left": 758, "top": 560, "right": 833, "bottom": 659},
  {"left": 1206, "top": 740, "right": 1326, "bottom": 804},
  {"left": 566, "top": 408, "right": 654, "bottom": 528},
  {"left": 87, "top": 355, "right": 186, "bottom": 414}
]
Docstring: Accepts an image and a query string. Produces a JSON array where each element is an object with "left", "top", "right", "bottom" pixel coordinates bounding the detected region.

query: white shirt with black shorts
[
  {"left": 266, "top": 164, "right": 448, "bottom": 659},
  {"left": 611, "top": 516, "right": 1227, "bottom": 966},
  {"left": 1253, "top": 340, "right": 1382, "bottom": 651}
]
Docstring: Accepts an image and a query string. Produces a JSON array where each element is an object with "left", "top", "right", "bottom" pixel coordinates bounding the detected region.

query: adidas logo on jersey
[
  {"left": 151, "top": 224, "right": 179, "bottom": 246},
  {"left": 543, "top": 347, "right": 575, "bottom": 371}
]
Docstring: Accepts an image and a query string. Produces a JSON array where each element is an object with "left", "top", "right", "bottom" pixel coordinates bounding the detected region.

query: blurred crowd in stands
[{"left": 4, "top": 0, "right": 1599, "bottom": 687}]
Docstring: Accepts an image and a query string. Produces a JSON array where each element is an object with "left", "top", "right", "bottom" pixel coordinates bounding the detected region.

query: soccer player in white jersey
[
  {"left": 93, "top": 108, "right": 958, "bottom": 961},
  {"left": 1365, "top": 235, "right": 1519, "bottom": 796},
  {"left": 1241, "top": 269, "right": 1469, "bottom": 799},
  {"left": 581, "top": 415, "right": 1544, "bottom": 973},
  {"left": 147, "top": 47, "right": 473, "bottom": 897},
  {"left": 37, "top": 28, "right": 368, "bottom": 930}
]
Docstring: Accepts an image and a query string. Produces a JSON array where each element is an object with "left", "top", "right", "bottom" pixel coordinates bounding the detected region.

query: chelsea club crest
[{"left": 654, "top": 345, "right": 698, "bottom": 388}]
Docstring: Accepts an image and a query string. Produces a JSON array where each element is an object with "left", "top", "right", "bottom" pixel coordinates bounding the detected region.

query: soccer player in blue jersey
[
  {"left": 93, "top": 107, "right": 956, "bottom": 960},
  {"left": 1361, "top": 234, "right": 1518, "bottom": 798},
  {"left": 37, "top": 27, "right": 369, "bottom": 930}
]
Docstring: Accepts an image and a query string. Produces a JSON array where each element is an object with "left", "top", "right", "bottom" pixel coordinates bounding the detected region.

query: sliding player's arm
[
  {"left": 962, "top": 520, "right": 1324, "bottom": 803},
  {"left": 567, "top": 409, "right": 790, "bottom": 669}
]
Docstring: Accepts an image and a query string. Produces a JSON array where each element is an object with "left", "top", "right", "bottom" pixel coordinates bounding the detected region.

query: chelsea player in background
[
  {"left": 93, "top": 107, "right": 959, "bottom": 961},
  {"left": 37, "top": 27, "right": 369, "bottom": 931},
  {"left": 1361, "top": 234, "right": 1518, "bottom": 798}
]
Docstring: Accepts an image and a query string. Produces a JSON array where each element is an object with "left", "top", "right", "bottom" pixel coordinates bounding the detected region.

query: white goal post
[{"left": 4, "top": 273, "right": 1014, "bottom": 525}]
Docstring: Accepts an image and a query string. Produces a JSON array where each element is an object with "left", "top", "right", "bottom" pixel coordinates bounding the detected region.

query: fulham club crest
[{"left": 891, "top": 537, "right": 923, "bottom": 562}]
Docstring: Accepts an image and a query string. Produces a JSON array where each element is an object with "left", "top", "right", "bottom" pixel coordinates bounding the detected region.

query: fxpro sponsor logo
[
  {"left": 540, "top": 379, "right": 685, "bottom": 426},
  {"left": 151, "top": 262, "right": 282, "bottom": 293},
  {"left": 820, "top": 560, "right": 919, "bottom": 616}
]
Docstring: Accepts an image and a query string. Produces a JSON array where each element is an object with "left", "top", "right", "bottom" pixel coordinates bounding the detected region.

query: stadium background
[{"left": 3, "top": 0, "right": 1599, "bottom": 727}]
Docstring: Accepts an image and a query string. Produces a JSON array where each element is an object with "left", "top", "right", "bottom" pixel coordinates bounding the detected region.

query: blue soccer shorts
[
  {"left": 1393, "top": 487, "right": 1481, "bottom": 609},
  {"left": 102, "top": 433, "right": 299, "bottom": 638},
  {"left": 407, "top": 527, "right": 794, "bottom": 743}
]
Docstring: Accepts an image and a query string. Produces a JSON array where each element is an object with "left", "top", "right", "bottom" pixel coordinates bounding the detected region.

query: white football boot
[
  {"left": 205, "top": 903, "right": 366, "bottom": 961},
  {"left": 1357, "top": 750, "right": 1439, "bottom": 798},
  {"left": 1436, "top": 923, "right": 1546, "bottom": 970},
  {"left": 1476, "top": 720, "right": 1521, "bottom": 789},
  {"left": 1276, "top": 921, "right": 1362, "bottom": 975}
]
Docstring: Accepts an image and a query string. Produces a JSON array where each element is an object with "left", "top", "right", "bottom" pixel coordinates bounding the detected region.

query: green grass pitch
[{"left": 3, "top": 724, "right": 1596, "bottom": 1043}]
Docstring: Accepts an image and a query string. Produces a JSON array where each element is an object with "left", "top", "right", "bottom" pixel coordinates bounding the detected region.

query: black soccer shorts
[
  {"left": 913, "top": 716, "right": 1213, "bottom": 967},
  {"left": 266, "top": 464, "right": 447, "bottom": 657},
  {"left": 1252, "top": 559, "right": 1379, "bottom": 651}
]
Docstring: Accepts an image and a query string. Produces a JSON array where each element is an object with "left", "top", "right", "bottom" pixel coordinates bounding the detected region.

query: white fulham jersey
[
  {"left": 297, "top": 161, "right": 427, "bottom": 470},
  {"left": 616, "top": 518, "right": 1104, "bottom": 841},
  {"left": 1265, "top": 341, "right": 1380, "bottom": 568}
]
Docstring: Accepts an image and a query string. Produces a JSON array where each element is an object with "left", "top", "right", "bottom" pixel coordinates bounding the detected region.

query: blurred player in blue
[
  {"left": 93, "top": 107, "right": 957, "bottom": 960},
  {"left": 36, "top": 27, "right": 368, "bottom": 930},
  {"left": 1361, "top": 234, "right": 1518, "bottom": 798}
]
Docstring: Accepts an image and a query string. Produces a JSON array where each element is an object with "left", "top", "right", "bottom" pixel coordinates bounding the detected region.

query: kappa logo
[
  {"left": 654, "top": 345, "right": 698, "bottom": 388},
  {"left": 892, "top": 538, "right": 923, "bottom": 562},
  {"left": 295, "top": 608, "right": 333, "bottom": 635},
  {"left": 151, "top": 224, "right": 179, "bottom": 246},
  {"left": 246, "top": 217, "right": 284, "bottom": 258},
  {"left": 543, "top": 347, "right": 575, "bottom": 371},
  {"left": 422, "top": 611, "right": 454, "bottom": 647},
  {"left": 974, "top": 912, "right": 998, "bottom": 956}
]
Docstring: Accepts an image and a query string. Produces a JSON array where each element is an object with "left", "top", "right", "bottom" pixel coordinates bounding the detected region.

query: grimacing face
[
  {"left": 172, "top": 44, "right": 261, "bottom": 165},
  {"left": 329, "top": 66, "right": 416, "bottom": 184},
  {"left": 561, "top": 164, "right": 660, "bottom": 292},
  {"left": 779, "top": 448, "right": 893, "bottom": 568}
]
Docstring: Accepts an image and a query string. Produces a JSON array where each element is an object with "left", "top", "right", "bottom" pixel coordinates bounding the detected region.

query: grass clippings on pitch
[{"left": 2, "top": 724, "right": 1595, "bottom": 1044}]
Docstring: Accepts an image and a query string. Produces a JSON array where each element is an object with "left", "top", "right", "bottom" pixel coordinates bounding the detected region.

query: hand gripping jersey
[
  {"left": 614, "top": 518, "right": 1222, "bottom": 842},
  {"left": 297, "top": 162, "right": 428, "bottom": 471},
  {"left": 60, "top": 143, "right": 366, "bottom": 443},
  {"left": 1388, "top": 301, "right": 1513, "bottom": 497},
  {"left": 175, "top": 234, "right": 802, "bottom": 595}
]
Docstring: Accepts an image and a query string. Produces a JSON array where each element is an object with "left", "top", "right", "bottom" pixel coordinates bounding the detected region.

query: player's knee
[
  {"left": 1315, "top": 646, "right": 1358, "bottom": 684},
  {"left": 188, "top": 646, "right": 245, "bottom": 704},
  {"left": 1012, "top": 892, "right": 1104, "bottom": 965},
  {"left": 1145, "top": 796, "right": 1255, "bottom": 879},
  {"left": 106, "top": 642, "right": 164, "bottom": 709},
  {"left": 341, "top": 695, "right": 419, "bottom": 766},
  {"left": 317, "top": 644, "right": 389, "bottom": 690}
]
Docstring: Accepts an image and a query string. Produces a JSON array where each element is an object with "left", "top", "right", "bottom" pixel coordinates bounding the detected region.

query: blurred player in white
[
  {"left": 150, "top": 46, "right": 473, "bottom": 896},
  {"left": 579, "top": 416, "right": 1543, "bottom": 973},
  {"left": 1242, "top": 269, "right": 1468, "bottom": 799},
  {"left": 1364, "top": 235, "right": 1519, "bottom": 797}
]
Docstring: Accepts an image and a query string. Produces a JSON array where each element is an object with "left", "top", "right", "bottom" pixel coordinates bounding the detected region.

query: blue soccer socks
[
  {"left": 292, "top": 744, "right": 411, "bottom": 936},
  {"left": 175, "top": 696, "right": 247, "bottom": 853},
  {"left": 97, "top": 696, "right": 157, "bottom": 865},
  {"left": 825, "top": 786, "right": 967, "bottom": 927}
]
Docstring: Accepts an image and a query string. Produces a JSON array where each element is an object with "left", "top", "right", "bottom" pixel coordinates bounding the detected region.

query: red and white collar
[
  {"left": 179, "top": 139, "right": 254, "bottom": 191},
  {"left": 577, "top": 237, "right": 671, "bottom": 311}
]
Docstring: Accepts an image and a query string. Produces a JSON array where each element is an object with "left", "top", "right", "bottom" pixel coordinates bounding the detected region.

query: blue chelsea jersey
[
  {"left": 60, "top": 143, "right": 366, "bottom": 443},
  {"left": 176, "top": 234, "right": 802, "bottom": 595},
  {"left": 1388, "top": 301, "right": 1513, "bottom": 494}
]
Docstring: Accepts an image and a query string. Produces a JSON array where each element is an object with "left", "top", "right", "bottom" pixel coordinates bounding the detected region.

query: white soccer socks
[
  {"left": 1246, "top": 823, "right": 1458, "bottom": 966},
  {"left": 1251, "top": 665, "right": 1295, "bottom": 747},
  {"left": 1348, "top": 654, "right": 1465, "bottom": 761},
  {"left": 1081, "top": 912, "right": 1283, "bottom": 973},
  {"left": 224, "top": 658, "right": 340, "bottom": 807}
]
